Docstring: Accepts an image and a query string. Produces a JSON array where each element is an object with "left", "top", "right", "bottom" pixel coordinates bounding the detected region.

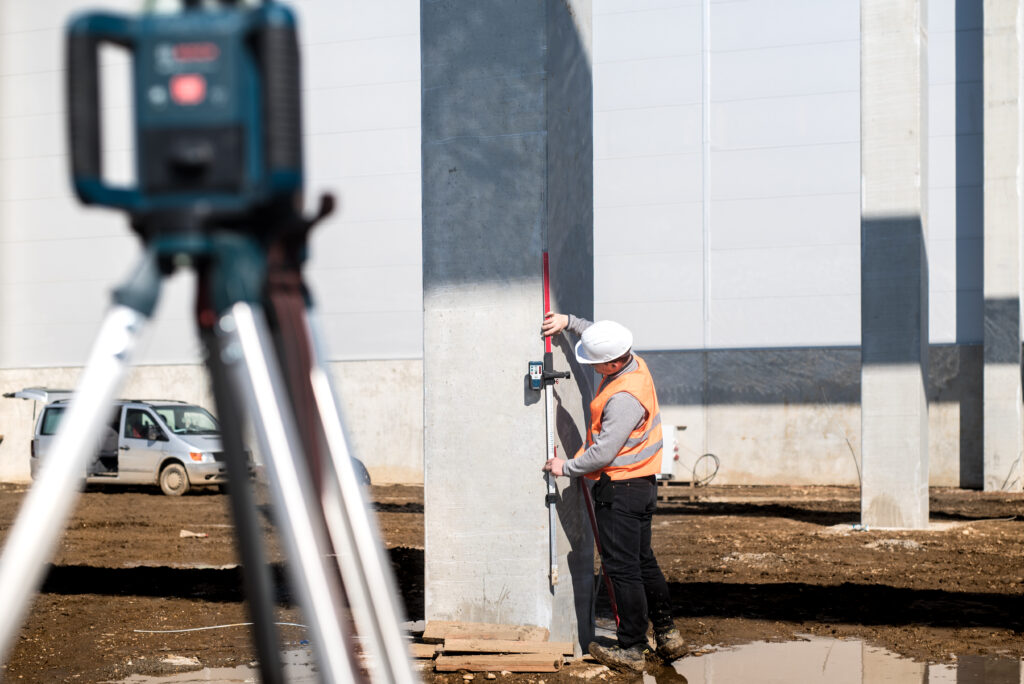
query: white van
[
  {"left": 9, "top": 389, "right": 240, "bottom": 496},
  {"left": 7, "top": 388, "right": 371, "bottom": 495}
]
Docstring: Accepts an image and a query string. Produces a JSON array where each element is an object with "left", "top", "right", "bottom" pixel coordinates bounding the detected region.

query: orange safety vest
[{"left": 578, "top": 354, "right": 663, "bottom": 481}]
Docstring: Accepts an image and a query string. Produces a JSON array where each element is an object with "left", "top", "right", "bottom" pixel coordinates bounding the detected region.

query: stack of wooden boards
[{"left": 410, "top": 621, "right": 574, "bottom": 673}]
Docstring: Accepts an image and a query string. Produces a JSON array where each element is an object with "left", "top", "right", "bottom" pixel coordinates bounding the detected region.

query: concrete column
[
  {"left": 421, "top": 1, "right": 594, "bottom": 648},
  {"left": 860, "top": 0, "right": 929, "bottom": 528},
  {"left": 982, "top": 0, "right": 1024, "bottom": 492}
]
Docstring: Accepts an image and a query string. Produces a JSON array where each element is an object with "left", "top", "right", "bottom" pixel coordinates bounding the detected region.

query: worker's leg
[
  {"left": 637, "top": 479, "right": 673, "bottom": 632},
  {"left": 595, "top": 477, "right": 649, "bottom": 650}
]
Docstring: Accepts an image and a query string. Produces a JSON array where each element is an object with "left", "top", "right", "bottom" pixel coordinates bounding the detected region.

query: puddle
[
  {"left": 664, "top": 636, "right": 1022, "bottom": 683},
  {"left": 109, "top": 649, "right": 315, "bottom": 683}
]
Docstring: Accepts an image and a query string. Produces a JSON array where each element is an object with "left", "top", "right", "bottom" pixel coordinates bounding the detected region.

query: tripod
[{"left": 0, "top": 213, "right": 416, "bottom": 683}]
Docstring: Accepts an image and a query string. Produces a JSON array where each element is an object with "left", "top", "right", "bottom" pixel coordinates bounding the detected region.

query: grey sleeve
[
  {"left": 566, "top": 314, "right": 593, "bottom": 337},
  {"left": 563, "top": 392, "right": 646, "bottom": 478}
]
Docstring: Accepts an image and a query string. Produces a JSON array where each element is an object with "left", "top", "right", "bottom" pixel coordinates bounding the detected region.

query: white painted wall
[
  {"left": 927, "top": 0, "right": 983, "bottom": 344},
  {"left": 0, "top": 0, "right": 991, "bottom": 486},
  {"left": 0, "top": 0, "right": 423, "bottom": 483},
  {"left": 0, "top": 0, "right": 423, "bottom": 368},
  {"left": 593, "top": 0, "right": 983, "bottom": 350}
]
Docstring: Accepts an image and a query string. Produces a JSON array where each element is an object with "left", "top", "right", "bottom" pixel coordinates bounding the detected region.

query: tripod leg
[
  {"left": 198, "top": 279, "right": 285, "bottom": 684},
  {"left": 214, "top": 301, "right": 359, "bottom": 684},
  {"left": 302, "top": 308, "right": 417, "bottom": 684},
  {"left": 0, "top": 277, "right": 161, "bottom": 668},
  {"left": 0, "top": 253, "right": 162, "bottom": 668}
]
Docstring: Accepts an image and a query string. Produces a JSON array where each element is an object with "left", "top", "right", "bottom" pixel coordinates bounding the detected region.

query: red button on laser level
[{"left": 170, "top": 74, "right": 206, "bottom": 106}]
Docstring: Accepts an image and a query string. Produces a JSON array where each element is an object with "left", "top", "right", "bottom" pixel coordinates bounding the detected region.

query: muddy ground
[{"left": 1, "top": 481, "right": 1023, "bottom": 682}]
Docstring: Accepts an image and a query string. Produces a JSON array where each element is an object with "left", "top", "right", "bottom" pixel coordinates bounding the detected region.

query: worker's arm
[
  {"left": 560, "top": 392, "right": 646, "bottom": 478},
  {"left": 542, "top": 312, "right": 592, "bottom": 338}
]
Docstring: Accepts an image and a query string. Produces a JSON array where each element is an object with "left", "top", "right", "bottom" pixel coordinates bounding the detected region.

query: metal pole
[
  {"left": 0, "top": 306, "right": 145, "bottom": 664},
  {"left": 542, "top": 251, "right": 559, "bottom": 587},
  {"left": 0, "top": 252, "right": 162, "bottom": 668},
  {"left": 304, "top": 309, "right": 417, "bottom": 684},
  {"left": 198, "top": 275, "right": 285, "bottom": 683},
  {"left": 216, "top": 302, "right": 359, "bottom": 683}
]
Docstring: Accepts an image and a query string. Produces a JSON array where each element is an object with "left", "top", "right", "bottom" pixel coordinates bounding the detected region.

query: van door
[{"left": 119, "top": 408, "right": 169, "bottom": 483}]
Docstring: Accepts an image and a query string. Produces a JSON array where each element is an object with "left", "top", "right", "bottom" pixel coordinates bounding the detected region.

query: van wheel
[{"left": 159, "top": 463, "right": 190, "bottom": 497}]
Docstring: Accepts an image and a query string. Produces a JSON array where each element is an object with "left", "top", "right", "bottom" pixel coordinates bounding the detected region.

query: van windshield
[
  {"left": 40, "top": 406, "right": 66, "bottom": 436},
  {"left": 153, "top": 405, "right": 220, "bottom": 436}
]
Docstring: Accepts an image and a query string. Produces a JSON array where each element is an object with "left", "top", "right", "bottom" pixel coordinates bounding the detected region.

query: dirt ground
[{"left": 1, "top": 481, "right": 1024, "bottom": 682}]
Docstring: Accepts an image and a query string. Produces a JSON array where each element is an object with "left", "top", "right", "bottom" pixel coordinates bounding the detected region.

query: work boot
[
  {"left": 655, "top": 627, "right": 688, "bottom": 661},
  {"left": 588, "top": 641, "right": 648, "bottom": 673}
]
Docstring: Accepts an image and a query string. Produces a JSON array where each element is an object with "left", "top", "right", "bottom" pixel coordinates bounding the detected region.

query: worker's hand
[
  {"left": 542, "top": 311, "right": 569, "bottom": 337},
  {"left": 543, "top": 457, "right": 566, "bottom": 477}
]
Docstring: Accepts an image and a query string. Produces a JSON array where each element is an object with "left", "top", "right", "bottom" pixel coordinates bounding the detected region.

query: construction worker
[{"left": 541, "top": 312, "right": 687, "bottom": 673}]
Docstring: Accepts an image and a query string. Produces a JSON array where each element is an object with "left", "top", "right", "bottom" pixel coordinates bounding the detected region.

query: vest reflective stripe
[
  {"left": 582, "top": 354, "right": 663, "bottom": 481},
  {"left": 614, "top": 413, "right": 662, "bottom": 451}
]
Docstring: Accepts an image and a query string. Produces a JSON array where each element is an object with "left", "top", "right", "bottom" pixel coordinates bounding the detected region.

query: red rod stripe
[{"left": 543, "top": 251, "right": 551, "bottom": 354}]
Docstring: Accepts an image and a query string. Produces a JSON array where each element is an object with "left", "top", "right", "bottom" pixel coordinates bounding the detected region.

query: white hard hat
[{"left": 575, "top": 320, "right": 633, "bottom": 364}]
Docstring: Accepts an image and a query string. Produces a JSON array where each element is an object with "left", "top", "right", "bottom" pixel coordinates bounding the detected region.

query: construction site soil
[{"left": 1, "top": 481, "right": 1024, "bottom": 682}]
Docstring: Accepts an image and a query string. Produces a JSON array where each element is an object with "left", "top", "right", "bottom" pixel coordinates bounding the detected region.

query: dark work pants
[{"left": 594, "top": 475, "right": 674, "bottom": 651}]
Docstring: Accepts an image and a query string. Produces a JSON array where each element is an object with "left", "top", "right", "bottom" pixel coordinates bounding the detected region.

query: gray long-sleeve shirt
[{"left": 561, "top": 315, "right": 647, "bottom": 478}]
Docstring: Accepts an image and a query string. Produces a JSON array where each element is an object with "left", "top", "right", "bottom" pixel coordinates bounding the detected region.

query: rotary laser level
[{"left": 67, "top": 0, "right": 302, "bottom": 234}]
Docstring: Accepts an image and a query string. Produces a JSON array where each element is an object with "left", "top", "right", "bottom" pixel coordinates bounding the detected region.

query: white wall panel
[
  {"left": 927, "top": 0, "right": 982, "bottom": 344},
  {"left": 712, "top": 194, "right": 860, "bottom": 250},
  {"left": 594, "top": 105, "right": 701, "bottom": 159},
  {"left": 712, "top": 92, "right": 859, "bottom": 150},
  {"left": 598, "top": 300, "right": 705, "bottom": 350},
  {"left": 712, "top": 144, "right": 859, "bottom": 201},
  {"left": 309, "top": 218, "right": 421, "bottom": 270},
  {"left": 712, "top": 245, "right": 858, "bottom": 302},
  {"left": 594, "top": 0, "right": 861, "bottom": 351},
  {"left": 309, "top": 266, "right": 421, "bottom": 314},
  {"left": 713, "top": 42, "right": 859, "bottom": 103},
  {"left": 712, "top": 295, "right": 859, "bottom": 348},
  {"left": 0, "top": 1, "right": 423, "bottom": 367},
  {"left": 595, "top": 202, "right": 703, "bottom": 253},
  {"left": 595, "top": 251, "right": 703, "bottom": 306},
  {"left": 595, "top": 5, "right": 700, "bottom": 62},
  {"left": 317, "top": 311, "right": 422, "bottom": 360},
  {"left": 594, "top": 56, "right": 701, "bottom": 111},
  {"left": 710, "top": 0, "right": 859, "bottom": 51},
  {"left": 596, "top": 153, "right": 702, "bottom": 207}
]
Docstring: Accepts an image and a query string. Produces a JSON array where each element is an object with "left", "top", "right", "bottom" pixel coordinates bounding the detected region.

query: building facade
[{"left": 0, "top": 0, "right": 1005, "bottom": 489}]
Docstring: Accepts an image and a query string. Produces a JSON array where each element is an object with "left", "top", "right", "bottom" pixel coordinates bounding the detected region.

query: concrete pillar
[
  {"left": 421, "top": 1, "right": 595, "bottom": 648},
  {"left": 982, "top": 0, "right": 1024, "bottom": 492},
  {"left": 860, "top": 0, "right": 929, "bottom": 528}
]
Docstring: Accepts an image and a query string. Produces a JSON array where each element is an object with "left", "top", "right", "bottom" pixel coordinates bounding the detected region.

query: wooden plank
[
  {"left": 409, "top": 643, "right": 440, "bottom": 659},
  {"left": 441, "top": 639, "right": 573, "bottom": 656},
  {"left": 434, "top": 654, "right": 563, "bottom": 673},
  {"left": 439, "top": 640, "right": 570, "bottom": 656},
  {"left": 421, "top": 621, "right": 549, "bottom": 644}
]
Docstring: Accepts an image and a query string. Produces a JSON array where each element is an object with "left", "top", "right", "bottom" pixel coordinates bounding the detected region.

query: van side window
[
  {"left": 124, "top": 409, "right": 167, "bottom": 441},
  {"left": 40, "top": 407, "right": 65, "bottom": 436}
]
